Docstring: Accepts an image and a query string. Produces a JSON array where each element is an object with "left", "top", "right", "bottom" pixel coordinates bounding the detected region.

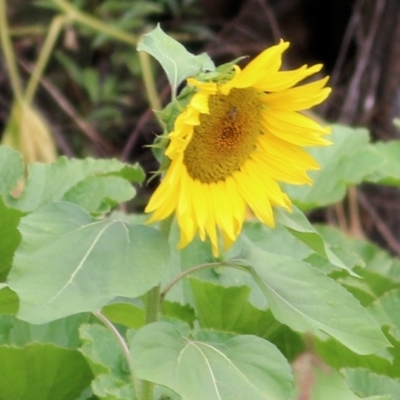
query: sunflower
[{"left": 145, "top": 40, "right": 331, "bottom": 256}]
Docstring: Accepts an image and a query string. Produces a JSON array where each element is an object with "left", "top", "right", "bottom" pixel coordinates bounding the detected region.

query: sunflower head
[{"left": 146, "top": 40, "right": 331, "bottom": 256}]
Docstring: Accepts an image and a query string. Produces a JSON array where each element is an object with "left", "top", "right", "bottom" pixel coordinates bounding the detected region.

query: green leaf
[
  {"left": 189, "top": 278, "right": 305, "bottom": 360},
  {"left": 130, "top": 321, "right": 293, "bottom": 400},
  {"left": 284, "top": 125, "right": 372, "bottom": 210},
  {"left": 79, "top": 324, "right": 133, "bottom": 400},
  {"left": 242, "top": 221, "right": 312, "bottom": 260},
  {"left": 343, "top": 368, "right": 400, "bottom": 399},
  {"left": 63, "top": 175, "right": 135, "bottom": 213},
  {"left": 137, "top": 24, "right": 215, "bottom": 96},
  {"left": 314, "top": 332, "right": 399, "bottom": 377},
  {"left": 0, "top": 343, "right": 92, "bottom": 400},
  {"left": 8, "top": 202, "right": 170, "bottom": 324},
  {"left": 190, "top": 278, "right": 274, "bottom": 334},
  {"left": 368, "top": 290, "right": 400, "bottom": 341},
  {"left": 275, "top": 206, "right": 361, "bottom": 275},
  {"left": 0, "top": 314, "right": 91, "bottom": 349},
  {"left": 0, "top": 197, "right": 23, "bottom": 280},
  {"left": 0, "top": 145, "right": 24, "bottom": 195},
  {"left": 0, "top": 287, "right": 18, "bottom": 315},
  {"left": 102, "top": 302, "right": 146, "bottom": 329},
  {"left": 6, "top": 156, "right": 145, "bottom": 213},
  {"left": 316, "top": 225, "right": 400, "bottom": 294},
  {"left": 162, "top": 300, "right": 196, "bottom": 327},
  {"left": 359, "top": 141, "right": 400, "bottom": 186},
  {"left": 80, "top": 324, "right": 129, "bottom": 379},
  {"left": 237, "top": 238, "right": 390, "bottom": 355},
  {"left": 91, "top": 374, "right": 133, "bottom": 400}
]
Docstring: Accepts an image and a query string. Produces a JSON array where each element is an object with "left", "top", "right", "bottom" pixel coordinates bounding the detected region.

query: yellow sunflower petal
[
  {"left": 192, "top": 179, "right": 209, "bottom": 241},
  {"left": 261, "top": 110, "right": 331, "bottom": 147},
  {"left": 176, "top": 173, "right": 197, "bottom": 247},
  {"left": 263, "top": 109, "right": 330, "bottom": 136},
  {"left": 187, "top": 78, "right": 217, "bottom": 94},
  {"left": 210, "top": 181, "right": 236, "bottom": 241},
  {"left": 251, "top": 150, "right": 312, "bottom": 185},
  {"left": 261, "top": 77, "right": 331, "bottom": 111},
  {"left": 233, "top": 169, "right": 275, "bottom": 227},
  {"left": 225, "top": 176, "right": 246, "bottom": 237},
  {"left": 254, "top": 64, "right": 323, "bottom": 92},
  {"left": 220, "top": 40, "right": 290, "bottom": 94},
  {"left": 257, "top": 133, "right": 320, "bottom": 171},
  {"left": 202, "top": 184, "right": 218, "bottom": 252},
  {"left": 243, "top": 159, "right": 291, "bottom": 209},
  {"left": 190, "top": 92, "right": 211, "bottom": 114}
]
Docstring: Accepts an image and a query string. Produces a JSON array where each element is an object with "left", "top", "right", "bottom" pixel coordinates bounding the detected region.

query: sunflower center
[{"left": 183, "top": 87, "right": 262, "bottom": 183}]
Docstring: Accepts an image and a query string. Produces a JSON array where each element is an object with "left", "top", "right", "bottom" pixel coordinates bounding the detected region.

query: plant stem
[
  {"left": 140, "top": 218, "right": 173, "bottom": 400},
  {"left": 140, "top": 285, "right": 160, "bottom": 400},
  {"left": 145, "top": 285, "right": 161, "bottom": 324},
  {"left": 25, "top": 15, "right": 66, "bottom": 104},
  {"left": 0, "top": 0, "right": 24, "bottom": 101},
  {"left": 94, "top": 311, "right": 140, "bottom": 400},
  {"left": 138, "top": 50, "right": 163, "bottom": 127},
  {"left": 52, "top": 0, "right": 138, "bottom": 46},
  {"left": 160, "top": 261, "right": 224, "bottom": 302}
]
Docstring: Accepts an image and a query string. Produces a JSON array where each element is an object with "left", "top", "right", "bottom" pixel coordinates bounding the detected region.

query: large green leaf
[
  {"left": 0, "top": 197, "right": 23, "bottom": 280},
  {"left": 275, "top": 206, "right": 361, "bottom": 274},
  {"left": 284, "top": 126, "right": 400, "bottom": 210},
  {"left": 130, "top": 321, "right": 293, "bottom": 400},
  {"left": 102, "top": 302, "right": 146, "bottom": 329},
  {"left": 0, "top": 146, "right": 24, "bottom": 195},
  {"left": 0, "top": 314, "right": 91, "bottom": 349},
  {"left": 236, "top": 238, "right": 390, "bottom": 355},
  {"left": 5, "top": 156, "right": 144, "bottom": 213},
  {"left": 190, "top": 278, "right": 275, "bottom": 335},
  {"left": 190, "top": 278, "right": 305, "bottom": 360},
  {"left": 242, "top": 221, "right": 312, "bottom": 261},
  {"left": 137, "top": 24, "right": 215, "bottom": 96},
  {"left": 284, "top": 125, "right": 371, "bottom": 210},
  {"left": 0, "top": 343, "right": 92, "bottom": 400},
  {"left": 343, "top": 368, "right": 400, "bottom": 399},
  {"left": 368, "top": 290, "right": 400, "bottom": 341},
  {"left": 316, "top": 225, "right": 400, "bottom": 294},
  {"left": 0, "top": 287, "right": 18, "bottom": 315},
  {"left": 79, "top": 323, "right": 133, "bottom": 399},
  {"left": 8, "top": 202, "right": 170, "bottom": 324},
  {"left": 314, "top": 333, "right": 400, "bottom": 379},
  {"left": 358, "top": 141, "right": 400, "bottom": 186}
]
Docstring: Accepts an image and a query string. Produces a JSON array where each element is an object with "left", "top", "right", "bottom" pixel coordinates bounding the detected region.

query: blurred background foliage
[{"left": 1, "top": 0, "right": 400, "bottom": 249}]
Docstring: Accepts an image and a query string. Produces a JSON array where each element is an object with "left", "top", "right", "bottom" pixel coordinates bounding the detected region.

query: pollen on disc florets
[{"left": 183, "top": 87, "right": 263, "bottom": 183}]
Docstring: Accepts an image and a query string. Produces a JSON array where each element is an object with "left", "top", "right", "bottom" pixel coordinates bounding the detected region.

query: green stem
[
  {"left": 0, "top": 0, "right": 24, "bottom": 101},
  {"left": 145, "top": 285, "right": 161, "bottom": 325},
  {"left": 52, "top": 0, "right": 138, "bottom": 46},
  {"left": 94, "top": 312, "right": 140, "bottom": 400},
  {"left": 141, "top": 218, "right": 173, "bottom": 400},
  {"left": 24, "top": 15, "right": 66, "bottom": 104},
  {"left": 138, "top": 50, "right": 163, "bottom": 121},
  {"left": 140, "top": 286, "right": 160, "bottom": 400},
  {"left": 160, "top": 261, "right": 225, "bottom": 302}
]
